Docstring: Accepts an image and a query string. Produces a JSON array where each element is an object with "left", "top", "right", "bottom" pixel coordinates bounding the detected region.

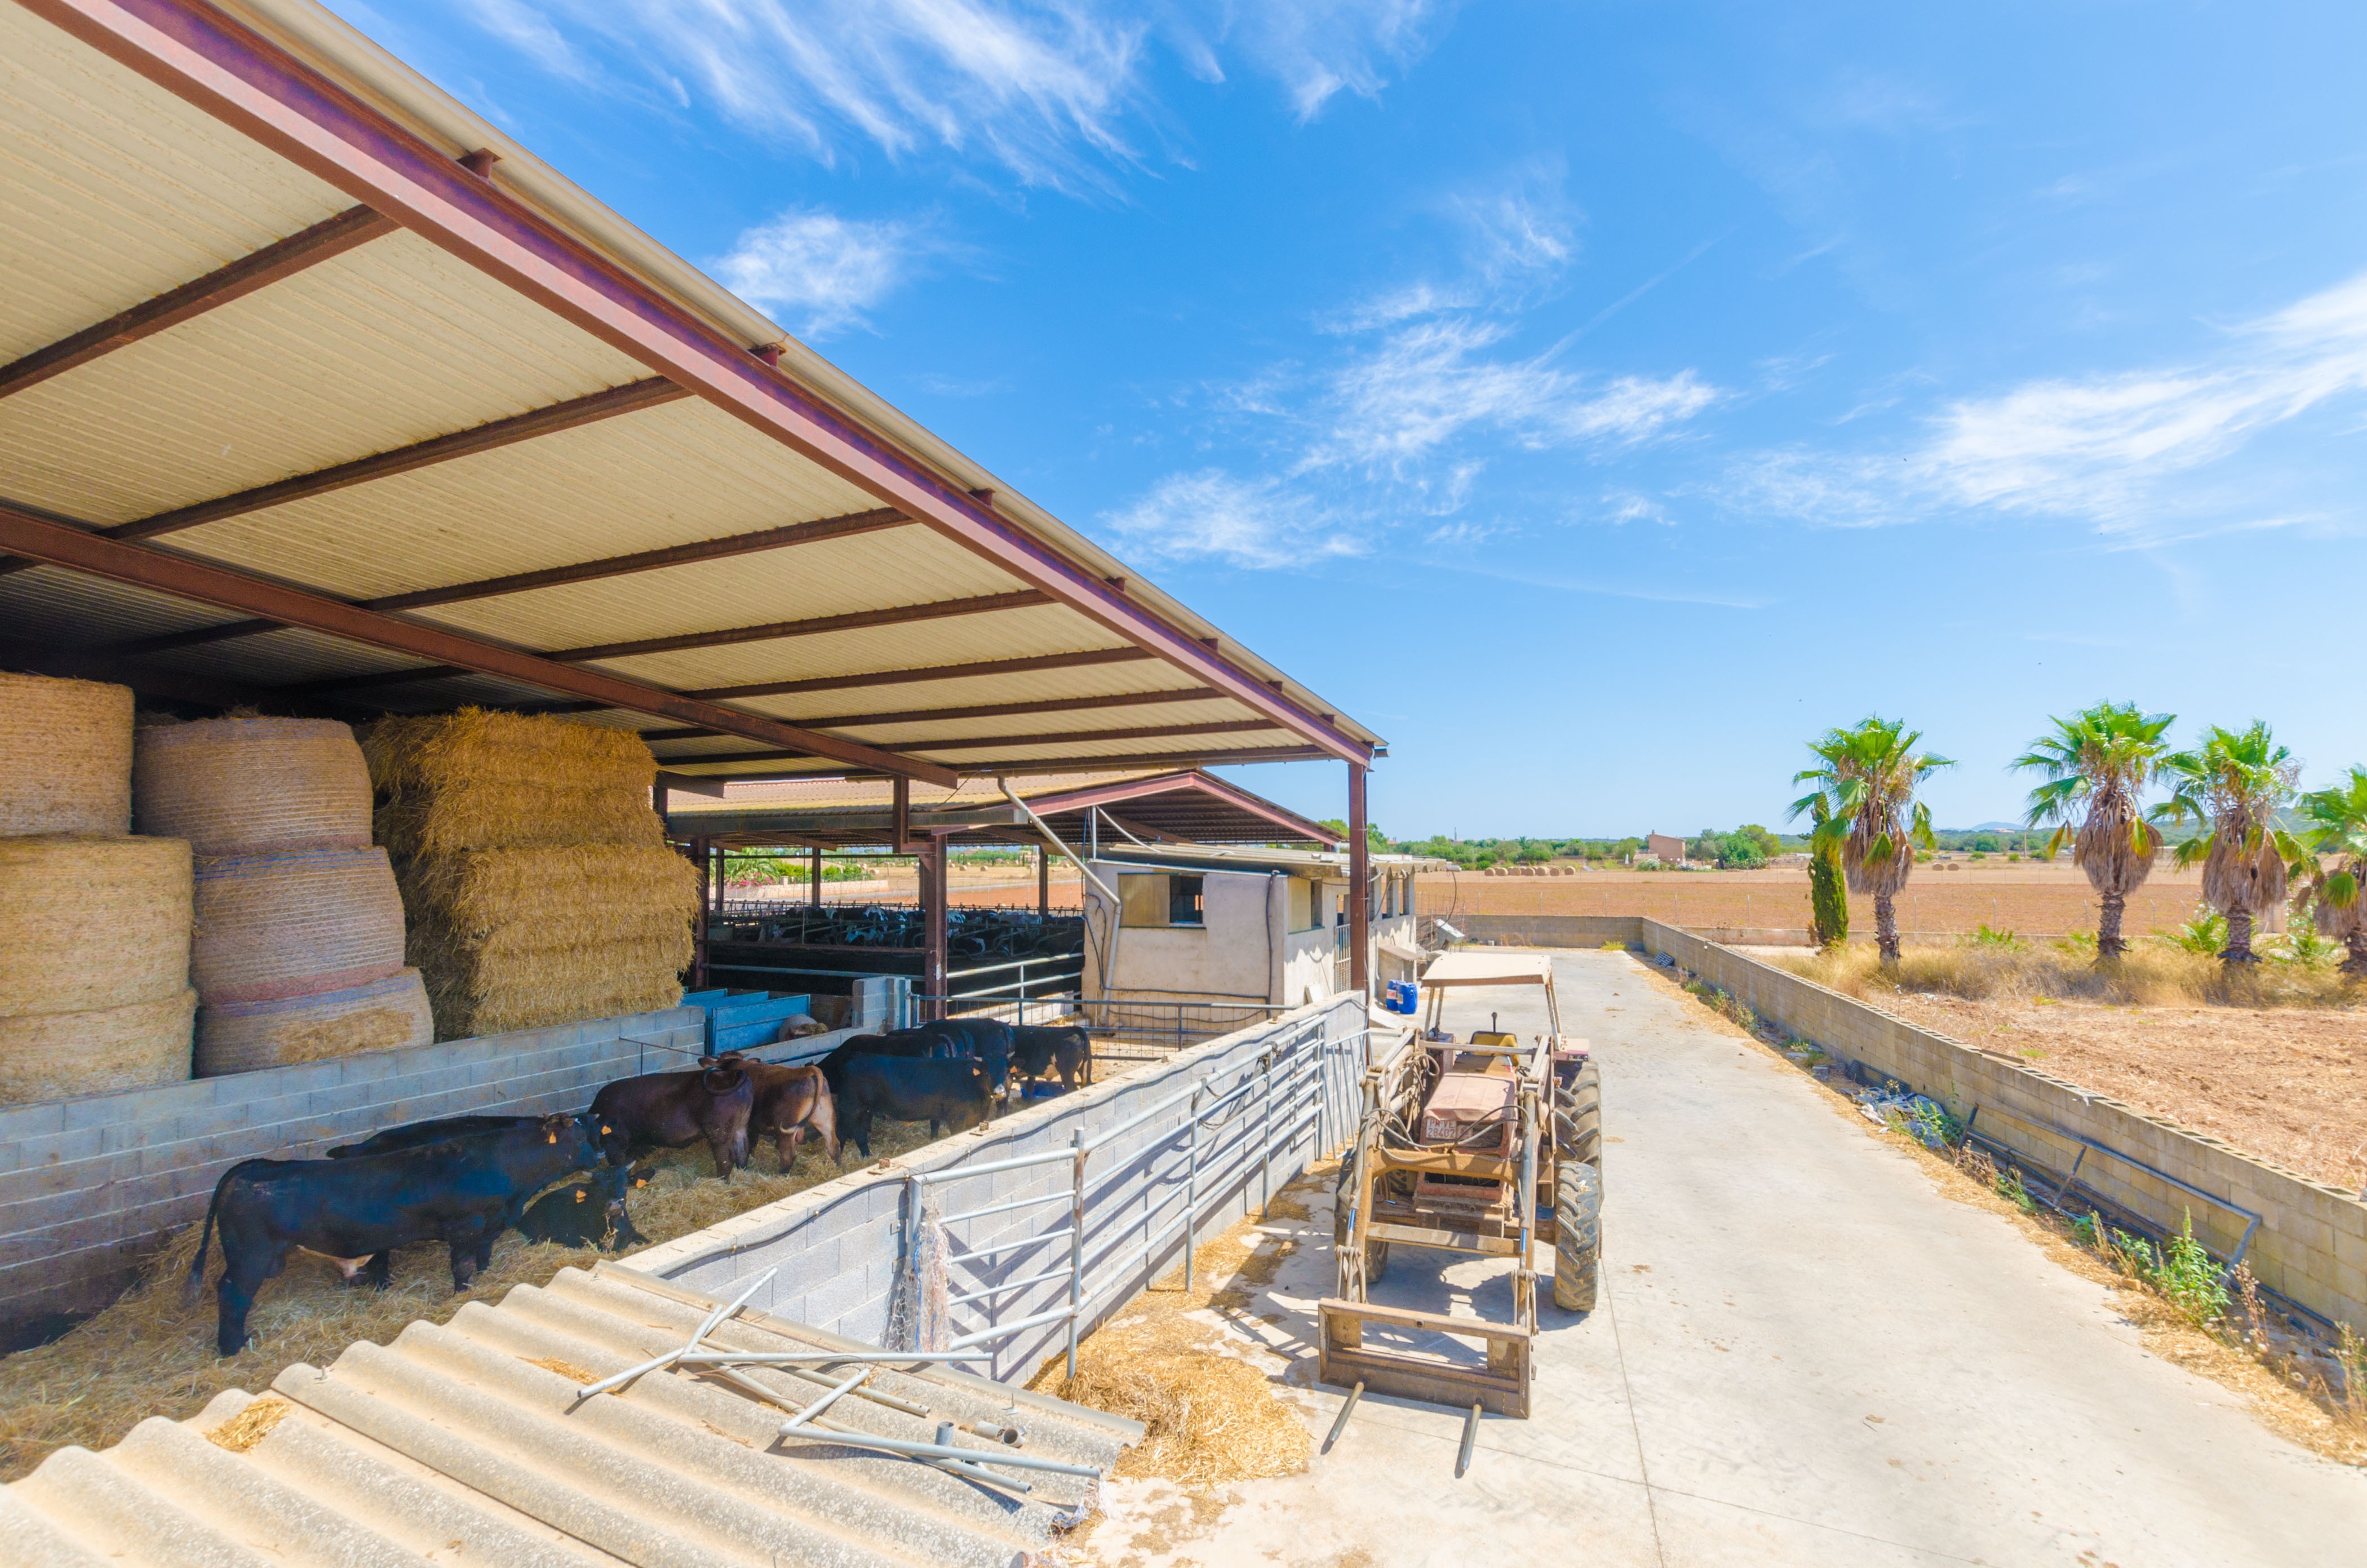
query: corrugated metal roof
[
  {"left": 0, "top": 1261, "right": 1136, "bottom": 1568},
  {"left": 0, "top": 0, "right": 1383, "bottom": 784}
]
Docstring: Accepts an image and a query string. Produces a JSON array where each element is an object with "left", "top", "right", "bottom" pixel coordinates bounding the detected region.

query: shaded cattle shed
[
  {"left": 0, "top": 0, "right": 1387, "bottom": 994},
  {"left": 667, "top": 770, "right": 1347, "bottom": 1010},
  {"left": 0, "top": 0, "right": 1390, "bottom": 1342}
]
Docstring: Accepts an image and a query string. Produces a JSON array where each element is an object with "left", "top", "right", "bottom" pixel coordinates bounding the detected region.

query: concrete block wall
[
  {"left": 0, "top": 1007, "right": 706, "bottom": 1332},
  {"left": 1637, "top": 920, "right": 2367, "bottom": 1334},
  {"left": 631, "top": 994, "right": 1371, "bottom": 1384}
]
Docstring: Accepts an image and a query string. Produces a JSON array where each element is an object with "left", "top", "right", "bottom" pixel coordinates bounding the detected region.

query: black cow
[
  {"left": 185, "top": 1114, "right": 597, "bottom": 1356},
  {"left": 589, "top": 1059, "right": 754, "bottom": 1178},
  {"left": 836, "top": 1056, "right": 994, "bottom": 1158},
  {"left": 327, "top": 1113, "right": 610, "bottom": 1159},
  {"left": 517, "top": 1163, "right": 652, "bottom": 1251},
  {"left": 1008, "top": 1024, "right": 1093, "bottom": 1093},
  {"left": 898, "top": 1018, "right": 1015, "bottom": 1092}
]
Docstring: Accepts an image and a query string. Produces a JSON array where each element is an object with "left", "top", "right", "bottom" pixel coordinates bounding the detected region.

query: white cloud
[
  {"left": 1311, "top": 315, "right": 1718, "bottom": 471},
  {"left": 463, "top": 1, "right": 1451, "bottom": 187},
  {"left": 1100, "top": 470, "right": 1366, "bottom": 568},
  {"left": 713, "top": 208, "right": 935, "bottom": 336},
  {"left": 1721, "top": 267, "right": 2367, "bottom": 537}
]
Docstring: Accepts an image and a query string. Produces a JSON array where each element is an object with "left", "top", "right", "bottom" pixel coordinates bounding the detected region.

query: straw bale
[
  {"left": 194, "top": 969, "right": 432, "bottom": 1077},
  {"left": 363, "top": 710, "right": 661, "bottom": 860},
  {"left": 0, "top": 672, "right": 132, "bottom": 836},
  {"left": 190, "top": 846, "right": 406, "bottom": 1004},
  {"left": 0, "top": 834, "right": 191, "bottom": 1015},
  {"left": 134, "top": 717, "right": 371, "bottom": 854},
  {"left": 398, "top": 844, "right": 696, "bottom": 1039},
  {"left": 0, "top": 987, "right": 194, "bottom": 1105}
]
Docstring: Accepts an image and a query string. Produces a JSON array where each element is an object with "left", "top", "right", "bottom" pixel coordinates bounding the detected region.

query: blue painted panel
[{"left": 706, "top": 993, "right": 810, "bottom": 1050}]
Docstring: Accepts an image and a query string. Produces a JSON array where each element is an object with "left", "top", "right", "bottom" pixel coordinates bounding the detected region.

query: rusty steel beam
[
  {"left": 0, "top": 204, "right": 396, "bottom": 401},
  {"left": 280, "top": 588, "right": 1057, "bottom": 696},
  {"left": 669, "top": 744, "right": 1334, "bottom": 782},
  {"left": 0, "top": 500, "right": 959, "bottom": 786},
  {"left": 28, "top": 0, "right": 1373, "bottom": 765},
  {"left": 97, "top": 505, "right": 911, "bottom": 658},
  {"left": 527, "top": 648, "right": 1160, "bottom": 719},
  {"left": 659, "top": 719, "right": 1282, "bottom": 769},
  {"left": 635, "top": 684, "right": 1226, "bottom": 743},
  {"left": 0, "top": 378, "right": 689, "bottom": 579}
]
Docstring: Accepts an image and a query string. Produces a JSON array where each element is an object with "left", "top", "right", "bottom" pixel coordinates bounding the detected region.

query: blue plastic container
[{"left": 1383, "top": 980, "right": 1419, "bottom": 1015}]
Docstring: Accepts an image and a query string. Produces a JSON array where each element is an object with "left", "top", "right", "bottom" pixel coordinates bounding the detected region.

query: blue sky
[{"left": 334, "top": 1, "right": 2367, "bottom": 837}]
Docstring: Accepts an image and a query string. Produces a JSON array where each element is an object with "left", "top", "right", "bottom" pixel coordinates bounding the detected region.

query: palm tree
[
  {"left": 1790, "top": 717, "right": 1952, "bottom": 965},
  {"left": 2152, "top": 723, "right": 2304, "bottom": 967},
  {"left": 2295, "top": 765, "right": 2367, "bottom": 976},
  {"left": 2011, "top": 703, "right": 2174, "bottom": 962}
]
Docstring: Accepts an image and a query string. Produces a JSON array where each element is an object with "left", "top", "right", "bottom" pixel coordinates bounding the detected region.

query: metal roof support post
[
  {"left": 923, "top": 836, "right": 948, "bottom": 1022},
  {"left": 1348, "top": 762, "right": 1372, "bottom": 1000},
  {"left": 809, "top": 845, "right": 822, "bottom": 909},
  {"left": 1038, "top": 844, "right": 1049, "bottom": 921},
  {"left": 692, "top": 835, "right": 711, "bottom": 989}
]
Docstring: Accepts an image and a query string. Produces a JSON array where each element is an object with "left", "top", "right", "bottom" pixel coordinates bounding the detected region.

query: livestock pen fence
[{"left": 630, "top": 994, "right": 1376, "bottom": 1384}]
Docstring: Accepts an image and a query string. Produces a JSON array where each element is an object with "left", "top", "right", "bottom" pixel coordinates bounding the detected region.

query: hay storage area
[
  {"left": 134, "top": 717, "right": 372, "bottom": 854},
  {"left": 363, "top": 711, "right": 695, "bottom": 1040},
  {"left": 0, "top": 834, "right": 194, "bottom": 1105},
  {"left": 0, "top": 672, "right": 132, "bottom": 836},
  {"left": 189, "top": 846, "right": 407, "bottom": 1004},
  {"left": 193, "top": 968, "right": 432, "bottom": 1075}
]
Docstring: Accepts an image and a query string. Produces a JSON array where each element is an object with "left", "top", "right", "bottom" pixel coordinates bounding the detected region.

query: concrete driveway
[{"left": 1089, "top": 948, "right": 2367, "bottom": 1567}]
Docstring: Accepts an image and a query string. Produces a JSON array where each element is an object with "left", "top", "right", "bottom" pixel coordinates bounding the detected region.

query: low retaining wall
[
  {"left": 631, "top": 994, "right": 1371, "bottom": 1384},
  {"left": 0, "top": 993, "right": 912, "bottom": 1339},
  {"left": 1637, "top": 920, "right": 2367, "bottom": 1333}
]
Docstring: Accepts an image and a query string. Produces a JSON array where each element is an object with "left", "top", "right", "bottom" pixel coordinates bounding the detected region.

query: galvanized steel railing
[{"left": 897, "top": 1012, "right": 1366, "bottom": 1377}]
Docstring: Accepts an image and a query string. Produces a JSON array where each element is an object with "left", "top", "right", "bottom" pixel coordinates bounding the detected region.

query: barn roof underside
[
  {"left": 0, "top": 0, "right": 1381, "bottom": 790},
  {"left": 663, "top": 768, "right": 1344, "bottom": 850}
]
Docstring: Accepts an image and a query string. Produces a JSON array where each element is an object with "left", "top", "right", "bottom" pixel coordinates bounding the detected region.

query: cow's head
[{"left": 540, "top": 1113, "right": 597, "bottom": 1163}]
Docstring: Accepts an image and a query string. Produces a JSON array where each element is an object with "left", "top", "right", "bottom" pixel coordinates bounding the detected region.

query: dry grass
[
  {"left": 202, "top": 1394, "right": 287, "bottom": 1452},
  {"left": 0, "top": 1118, "right": 942, "bottom": 1481},
  {"left": 1030, "top": 1184, "right": 1319, "bottom": 1491},
  {"left": 1781, "top": 940, "right": 2363, "bottom": 1010}
]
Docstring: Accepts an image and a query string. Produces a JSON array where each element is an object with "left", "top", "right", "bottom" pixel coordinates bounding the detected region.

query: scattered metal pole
[
  {"left": 1323, "top": 1380, "right": 1365, "bottom": 1454},
  {"left": 1066, "top": 1124, "right": 1087, "bottom": 1380}
]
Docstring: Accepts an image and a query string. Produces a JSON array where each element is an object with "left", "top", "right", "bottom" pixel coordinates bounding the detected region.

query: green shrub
[
  {"left": 1965, "top": 923, "right": 2026, "bottom": 951},
  {"left": 2146, "top": 1211, "right": 2230, "bottom": 1326},
  {"left": 1809, "top": 850, "right": 1849, "bottom": 948},
  {"left": 2163, "top": 907, "right": 2228, "bottom": 956}
]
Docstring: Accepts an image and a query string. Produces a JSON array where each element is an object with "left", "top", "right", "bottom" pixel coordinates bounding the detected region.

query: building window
[
  {"left": 1287, "top": 876, "right": 1322, "bottom": 932},
  {"left": 1118, "top": 872, "right": 1205, "bottom": 929}
]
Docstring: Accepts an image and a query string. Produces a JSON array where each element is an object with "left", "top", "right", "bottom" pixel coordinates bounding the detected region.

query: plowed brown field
[{"left": 1416, "top": 863, "right": 2228, "bottom": 938}]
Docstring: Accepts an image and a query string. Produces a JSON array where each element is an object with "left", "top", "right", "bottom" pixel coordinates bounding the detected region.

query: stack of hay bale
[
  {"left": 362, "top": 710, "right": 698, "bottom": 1039},
  {"left": 135, "top": 717, "right": 431, "bottom": 1075},
  {"left": 0, "top": 673, "right": 195, "bottom": 1105}
]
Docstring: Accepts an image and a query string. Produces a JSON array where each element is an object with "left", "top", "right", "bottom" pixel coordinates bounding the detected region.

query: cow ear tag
[
  {"left": 574, "top": 1190, "right": 585, "bottom": 1202},
  {"left": 547, "top": 1131, "right": 557, "bottom": 1143}
]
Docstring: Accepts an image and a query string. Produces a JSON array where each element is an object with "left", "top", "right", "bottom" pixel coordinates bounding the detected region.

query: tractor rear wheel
[
  {"left": 1552, "top": 1158, "right": 1601, "bottom": 1312},
  {"left": 1559, "top": 1062, "right": 1602, "bottom": 1170}
]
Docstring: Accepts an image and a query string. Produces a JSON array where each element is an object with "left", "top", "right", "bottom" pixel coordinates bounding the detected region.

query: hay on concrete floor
[
  {"left": 1047, "top": 1318, "right": 1311, "bottom": 1489},
  {"left": 135, "top": 717, "right": 371, "bottom": 855},
  {"left": 0, "top": 672, "right": 132, "bottom": 837},
  {"left": 397, "top": 845, "right": 697, "bottom": 1039},
  {"left": 0, "top": 834, "right": 191, "bottom": 1015},
  {"left": 362, "top": 710, "right": 662, "bottom": 860}
]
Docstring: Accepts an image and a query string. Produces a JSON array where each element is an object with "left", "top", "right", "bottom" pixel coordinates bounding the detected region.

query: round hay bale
[
  {"left": 0, "top": 672, "right": 133, "bottom": 836},
  {"left": 190, "top": 846, "right": 406, "bottom": 1004},
  {"left": 134, "top": 717, "right": 371, "bottom": 854},
  {"left": 194, "top": 968, "right": 431, "bottom": 1076},
  {"left": 0, "top": 834, "right": 192, "bottom": 1015},
  {"left": 0, "top": 987, "right": 194, "bottom": 1106}
]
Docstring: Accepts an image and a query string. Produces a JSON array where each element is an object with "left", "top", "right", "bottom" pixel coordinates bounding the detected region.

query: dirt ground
[
  {"left": 1418, "top": 862, "right": 2227, "bottom": 938},
  {"left": 1871, "top": 989, "right": 2367, "bottom": 1193}
]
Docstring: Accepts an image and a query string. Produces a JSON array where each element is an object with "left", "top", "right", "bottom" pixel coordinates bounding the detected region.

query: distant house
[{"left": 1646, "top": 832, "right": 1686, "bottom": 864}]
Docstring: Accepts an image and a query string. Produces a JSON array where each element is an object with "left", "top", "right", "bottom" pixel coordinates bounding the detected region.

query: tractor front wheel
[{"left": 1552, "top": 1159, "right": 1601, "bottom": 1312}]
